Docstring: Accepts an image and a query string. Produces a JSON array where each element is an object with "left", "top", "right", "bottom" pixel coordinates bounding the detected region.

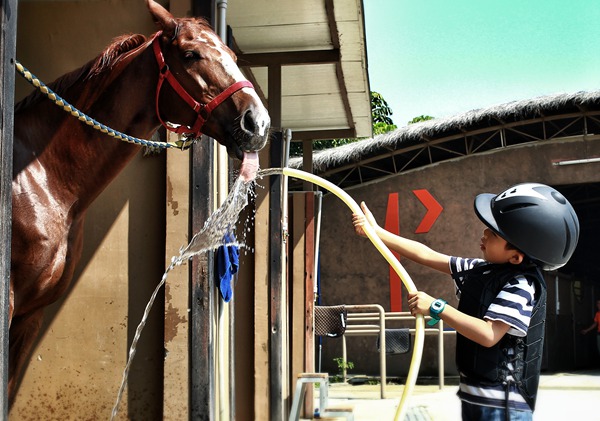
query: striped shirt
[{"left": 450, "top": 257, "right": 536, "bottom": 412}]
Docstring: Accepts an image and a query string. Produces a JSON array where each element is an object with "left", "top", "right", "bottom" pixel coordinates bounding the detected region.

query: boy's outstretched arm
[
  {"left": 352, "top": 201, "right": 451, "bottom": 274},
  {"left": 408, "top": 291, "right": 511, "bottom": 347}
]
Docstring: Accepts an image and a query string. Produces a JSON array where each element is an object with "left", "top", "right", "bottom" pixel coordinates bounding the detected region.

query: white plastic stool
[
  {"left": 289, "top": 373, "right": 329, "bottom": 421},
  {"left": 288, "top": 373, "right": 354, "bottom": 421}
]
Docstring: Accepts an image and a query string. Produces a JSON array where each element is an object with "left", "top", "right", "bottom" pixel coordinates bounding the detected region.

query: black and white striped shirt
[{"left": 450, "top": 256, "right": 536, "bottom": 411}]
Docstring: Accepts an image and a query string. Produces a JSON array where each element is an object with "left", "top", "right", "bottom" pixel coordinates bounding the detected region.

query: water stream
[
  {"left": 110, "top": 175, "right": 256, "bottom": 420},
  {"left": 111, "top": 167, "right": 423, "bottom": 421}
]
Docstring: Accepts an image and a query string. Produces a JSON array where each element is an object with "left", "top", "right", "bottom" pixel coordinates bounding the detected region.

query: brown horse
[{"left": 10, "top": 0, "right": 269, "bottom": 400}]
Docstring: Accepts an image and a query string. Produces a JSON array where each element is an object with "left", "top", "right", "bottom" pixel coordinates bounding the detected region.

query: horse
[{"left": 10, "top": 0, "right": 270, "bottom": 400}]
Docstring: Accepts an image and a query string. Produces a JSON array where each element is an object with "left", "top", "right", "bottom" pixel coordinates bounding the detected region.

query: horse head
[{"left": 146, "top": 0, "right": 270, "bottom": 173}]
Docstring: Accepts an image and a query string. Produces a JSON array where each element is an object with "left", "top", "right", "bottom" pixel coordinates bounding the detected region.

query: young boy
[{"left": 352, "top": 183, "right": 579, "bottom": 421}]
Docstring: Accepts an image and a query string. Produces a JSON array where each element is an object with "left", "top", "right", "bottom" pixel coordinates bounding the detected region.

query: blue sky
[{"left": 364, "top": 0, "right": 600, "bottom": 126}]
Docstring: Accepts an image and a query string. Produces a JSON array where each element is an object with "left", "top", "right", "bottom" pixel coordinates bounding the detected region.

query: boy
[{"left": 352, "top": 183, "right": 579, "bottom": 421}]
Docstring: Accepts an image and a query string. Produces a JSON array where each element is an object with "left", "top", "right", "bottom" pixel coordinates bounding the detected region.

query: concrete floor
[{"left": 306, "top": 370, "right": 600, "bottom": 420}]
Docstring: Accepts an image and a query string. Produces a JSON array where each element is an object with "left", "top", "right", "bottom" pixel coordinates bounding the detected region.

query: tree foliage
[
  {"left": 408, "top": 115, "right": 434, "bottom": 124},
  {"left": 371, "top": 92, "right": 394, "bottom": 125}
]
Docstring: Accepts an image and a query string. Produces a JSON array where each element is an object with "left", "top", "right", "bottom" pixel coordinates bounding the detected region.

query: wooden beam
[
  {"left": 303, "top": 192, "right": 316, "bottom": 417},
  {"left": 239, "top": 49, "right": 340, "bottom": 67},
  {"left": 189, "top": 4, "right": 217, "bottom": 420},
  {"left": 292, "top": 128, "right": 356, "bottom": 141},
  {"left": 189, "top": 136, "right": 216, "bottom": 421},
  {"left": 0, "top": 0, "right": 17, "bottom": 417},
  {"left": 269, "top": 132, "right": 284, "bottom": 421}
]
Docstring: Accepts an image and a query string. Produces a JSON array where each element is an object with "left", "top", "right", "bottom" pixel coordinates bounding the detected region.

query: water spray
[{"left": 111, "top": 167, "right": 423, "bottom": 421}]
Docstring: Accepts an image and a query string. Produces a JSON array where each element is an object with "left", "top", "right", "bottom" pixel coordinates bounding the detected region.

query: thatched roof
[{"left": 289, "top": 90, "right": 600, "bottom": 183}]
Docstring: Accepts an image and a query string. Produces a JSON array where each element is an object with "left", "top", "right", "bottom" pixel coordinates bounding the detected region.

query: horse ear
[{"left": 146, "top": 0, "right": 177, "bottom": 37}]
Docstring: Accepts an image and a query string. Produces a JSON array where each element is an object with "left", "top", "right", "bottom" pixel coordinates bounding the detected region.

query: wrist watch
[{"left": 427, "top": 298, "right": 447, "bottom": 326}]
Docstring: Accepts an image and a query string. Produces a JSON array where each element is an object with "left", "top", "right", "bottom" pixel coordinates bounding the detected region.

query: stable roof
[
  {"left": 289, "top": 90, "right": 600, "bottom": 188},
  {"left": 227, "top": 0, "right": 372, "bottom": 141}
]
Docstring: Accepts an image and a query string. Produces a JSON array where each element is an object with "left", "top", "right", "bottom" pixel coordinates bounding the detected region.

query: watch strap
[{"left": 427, "top": 299, "right": 447, "bottom": 326}]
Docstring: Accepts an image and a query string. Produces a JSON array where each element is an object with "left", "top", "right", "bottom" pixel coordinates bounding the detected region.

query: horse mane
[
  {"left": 87, "top": 33, "right": 147, "bottom": 78},
  {"left": 15, "top": 33, "right": 148, "bottom": 113}
]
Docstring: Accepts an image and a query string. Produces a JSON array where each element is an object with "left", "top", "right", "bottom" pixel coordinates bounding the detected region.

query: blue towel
[{"left": 216, "top": 231, "right": 240, "bottom": 302}]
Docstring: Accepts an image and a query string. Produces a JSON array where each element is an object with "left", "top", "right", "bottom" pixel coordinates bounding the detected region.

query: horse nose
[{"left": 241, "top": 106, "right": 270, "bottom": 144}]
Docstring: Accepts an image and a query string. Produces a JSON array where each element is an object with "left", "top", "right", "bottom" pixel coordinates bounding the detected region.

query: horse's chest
[{"left": 11, "top": 170, "right": 80, "bottom": 310}]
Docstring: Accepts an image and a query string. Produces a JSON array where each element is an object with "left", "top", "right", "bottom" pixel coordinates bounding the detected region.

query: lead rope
[{"left": 14, "top": 60, "right": 195, "bottom": 150}]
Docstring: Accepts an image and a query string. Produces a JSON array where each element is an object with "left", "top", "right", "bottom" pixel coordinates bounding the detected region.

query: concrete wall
[{"left": 317, "top": 136, "right": 600, "bottom": 378}]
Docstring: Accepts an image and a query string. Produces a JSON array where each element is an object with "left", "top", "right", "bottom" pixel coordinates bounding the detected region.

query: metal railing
[{"left": 341, "top": 304, "right": 456, "bottom": 398}]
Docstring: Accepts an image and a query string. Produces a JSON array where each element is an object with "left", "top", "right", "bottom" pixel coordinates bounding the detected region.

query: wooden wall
[{"left": 11, "top": 1, "right": 177, "bottom": 419}]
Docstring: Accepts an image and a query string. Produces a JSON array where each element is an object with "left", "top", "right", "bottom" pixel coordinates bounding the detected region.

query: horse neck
[{"left": 17, "top": 43, "right": 162, "bottom": 212}]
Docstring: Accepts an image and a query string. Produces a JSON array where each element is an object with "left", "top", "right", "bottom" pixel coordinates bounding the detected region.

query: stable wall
[
  {"left": 317, "top": 136, "right": 600, "bottom": 378},
  {"left": 12, "top": 1, "right": 177, "bottom": 419}
]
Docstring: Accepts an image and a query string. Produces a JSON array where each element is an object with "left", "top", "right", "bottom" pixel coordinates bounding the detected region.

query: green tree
[
  {"left": 371, "top": 92, "right": 394, "bottom": 125},
  {"left": 408, "top": 114, "right": 434, "bottom": 124},
  {"left": 290, "top": 91, "right": 397, "bottom": 156}
]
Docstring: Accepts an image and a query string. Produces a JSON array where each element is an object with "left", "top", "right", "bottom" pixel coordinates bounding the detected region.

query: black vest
[{"left": 453, "top": 263, "right": 547, "bottom": 411}]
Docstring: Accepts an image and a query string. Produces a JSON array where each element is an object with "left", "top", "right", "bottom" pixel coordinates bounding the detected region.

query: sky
[{"left": 363, "top": 0, "right": 600, "bottom": 126}]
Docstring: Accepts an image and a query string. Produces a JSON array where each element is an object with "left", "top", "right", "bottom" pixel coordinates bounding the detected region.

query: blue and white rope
[{"left": 15, "top": 60, "right": 194, "bottom": 150}]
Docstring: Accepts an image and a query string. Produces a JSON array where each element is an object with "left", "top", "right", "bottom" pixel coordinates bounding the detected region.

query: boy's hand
[
  {"left": 352, "top": 201, "right": 378, "bottom": 237},
  {"left": 408, "top": 291, "right": 435, "bottom": 317}
]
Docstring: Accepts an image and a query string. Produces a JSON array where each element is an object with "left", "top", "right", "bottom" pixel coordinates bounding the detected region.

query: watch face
[{"left": 432, "top": 299, "right": 446, "bottom": 313}]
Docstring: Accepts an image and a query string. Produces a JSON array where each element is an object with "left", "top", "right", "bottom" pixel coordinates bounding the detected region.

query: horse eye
[{"left": 183, "top": 50, "right": 201, "bottom": 61}]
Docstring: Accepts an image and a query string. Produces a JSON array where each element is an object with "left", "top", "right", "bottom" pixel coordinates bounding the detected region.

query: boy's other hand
[
  {"left": 408, "top": 291, "right": 435, "bottom": 317},
  {"left": 352, "top": 201, "right": 378, "bottom": 237}
]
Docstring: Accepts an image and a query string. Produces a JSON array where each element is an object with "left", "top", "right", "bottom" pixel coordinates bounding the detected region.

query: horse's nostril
[{"left": 242, "top": 109, "right": 257, "bottom": 134}]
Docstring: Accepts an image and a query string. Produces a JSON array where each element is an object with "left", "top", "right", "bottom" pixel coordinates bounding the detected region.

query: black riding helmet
[{"left": 474, "top": 183, "right": 580, "bottom": 271}]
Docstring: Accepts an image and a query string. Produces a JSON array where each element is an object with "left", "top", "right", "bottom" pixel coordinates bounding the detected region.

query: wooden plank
[
  {"left": 0, "top": 0, "right": 17, "bottom": 416},
  {"left": 290, "top": 194, "right": 306, "bottom": 414},
  {"left": 190, "top": 135, "right": 216, "bottom": 421},
  {"left": 238, "top": 49, "right": 339, "bottom": 67},
  {"left": 292, "top": 128, "right": 356, "bottom": 142},
  {"left": 269, "top": 68, "right": 284, "bottom": 421},
  {"left": 163, "top": 1, "right": 192, "bottom": 417},
  {"left": 282, "top": 65, "right": 339, "bottom": 96},
  {"left": 253, "top": 155, "right": 271, "bottom": 420},
  {"left": 269, "top": 132, "right": 284, "bottom": 421},
  {"left": 163, "top": 133, "right": 190, "bottom": 420},
  {"left": 282, "top": 94, "right": 346, "bottom": 120},
  {"left": 233, "top": 23, "right": 331, "bottom": 51},
  {"left": 303, "top": 193, "right": 316, "bottom": 417},
  {"left": 253, "top": 65, "right": 284, "bottom": 420},
  {"left": 188, "top": 5, "right": 216, "bottom": 420},
  {"left": 226, "top": 0, "right": 327, "bottom": 27}
]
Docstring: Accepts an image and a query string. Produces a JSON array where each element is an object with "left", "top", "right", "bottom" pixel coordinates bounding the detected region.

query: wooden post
[
  {"left": 189, "top": 3, "right": 216, "bottom": 420},
  {"left": 0, "top": 0, "right": 17, "bottom": 418},
  {"left": 303, "top": 192, "right": 315, "bottom": 417},
  {"left": 290, "top": 193, "right": 306, "bottom": 414},
  {"left": 189, "top": 136, "right": 216, "bottom": 420},
  {"left": 269, "top": 131, "right": 284, "bottom": 420}
]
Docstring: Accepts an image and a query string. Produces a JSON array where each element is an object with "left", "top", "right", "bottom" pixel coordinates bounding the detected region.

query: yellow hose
[{"left": 282, "top": 168, "right": 423, "bottom": 420}]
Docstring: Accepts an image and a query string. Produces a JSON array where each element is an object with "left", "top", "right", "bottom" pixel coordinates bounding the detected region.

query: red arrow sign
[
  {"left": 413, "top": 189, "right": 443, "bottom": 233},
  {"left": 385, "top": 192, "right": 403, "bottom": 312}
]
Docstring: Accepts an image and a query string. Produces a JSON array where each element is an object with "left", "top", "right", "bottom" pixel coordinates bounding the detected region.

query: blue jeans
[{"left": 462, "top": 401, "right": 532, "bottom": 421}]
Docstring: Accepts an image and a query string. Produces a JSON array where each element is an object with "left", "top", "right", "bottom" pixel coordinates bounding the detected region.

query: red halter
[{"left": 151, "top": 31, "right": 254, "bottom": 137}]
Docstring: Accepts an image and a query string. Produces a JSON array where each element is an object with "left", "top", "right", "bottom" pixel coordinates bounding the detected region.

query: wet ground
[{"left": 308, "top": 369, "right": 600, "bottom": 420}]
